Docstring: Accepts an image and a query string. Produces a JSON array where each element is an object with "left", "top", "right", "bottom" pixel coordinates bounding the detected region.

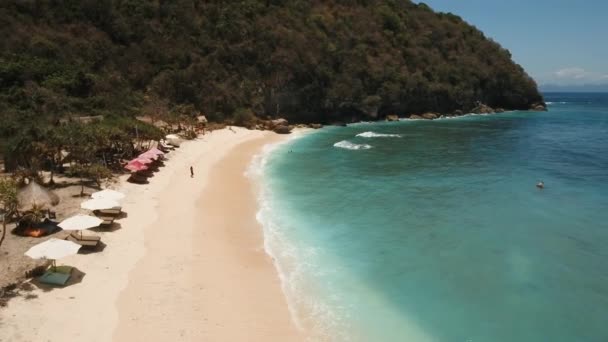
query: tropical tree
[{"left": 0, "top": 177, "right": 18, "bottom": 248}]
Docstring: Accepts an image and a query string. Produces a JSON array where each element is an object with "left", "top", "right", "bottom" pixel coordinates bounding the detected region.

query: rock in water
[
  {"left": 386, "top": 115, "right": 399, "bottom": 121},
  {"left": 422, "top": 112, "right": 439, "bottom": 120},
  {"left": 409, "top": 114, "right": 423, "bottom": 120},
  {"left": 531, "top": 103, "right": 548, "bottom": 111}
]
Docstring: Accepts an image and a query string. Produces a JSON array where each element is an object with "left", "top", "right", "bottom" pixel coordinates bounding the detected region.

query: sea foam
[
  {"left": 356, "top": 131, "right": 402, "bottom": 138},
  {"left": 333, "top": 140, "right": 372, "bottom": 150}
]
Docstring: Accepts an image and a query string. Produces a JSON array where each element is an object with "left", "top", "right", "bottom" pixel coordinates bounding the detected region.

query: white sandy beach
[{"left": 0, "top": 127, "right": 302, "bottom": 342}]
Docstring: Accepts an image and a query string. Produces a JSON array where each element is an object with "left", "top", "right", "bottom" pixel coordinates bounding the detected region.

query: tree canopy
[{"left": 1, "top": 0, "right": 543, "bottom": 126}]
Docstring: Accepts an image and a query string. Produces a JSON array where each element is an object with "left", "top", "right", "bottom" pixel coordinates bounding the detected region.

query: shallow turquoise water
[{"left": 258, "top": 93, "right": 608, "bottom": 341}]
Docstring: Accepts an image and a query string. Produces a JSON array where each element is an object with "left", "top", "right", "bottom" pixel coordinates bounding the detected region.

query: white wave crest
[
  {"left": 333, "top": 140, "right": 372, "bottom": 150},
  {"left": 356, "top": 131, "right": 402, "bottom": 138}
]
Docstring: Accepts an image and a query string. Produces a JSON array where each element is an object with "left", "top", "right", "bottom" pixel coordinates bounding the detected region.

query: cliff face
[{"left": 0, "top": 1, "right": 543, "bottom": 125}]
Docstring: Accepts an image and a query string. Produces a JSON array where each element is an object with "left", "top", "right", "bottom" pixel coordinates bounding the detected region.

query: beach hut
[{"left": 18, "top": 181, "right": 59, "bottom": 210}]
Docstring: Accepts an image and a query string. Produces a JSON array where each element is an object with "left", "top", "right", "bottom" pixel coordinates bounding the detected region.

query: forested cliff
[{"left": 1, "top": 0, "right": 543, "bottom": 127}]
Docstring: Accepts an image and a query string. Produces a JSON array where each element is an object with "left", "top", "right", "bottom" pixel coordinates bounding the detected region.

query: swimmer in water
[{"left": 536, "top": 181, "right": 544, "bottom": 189}]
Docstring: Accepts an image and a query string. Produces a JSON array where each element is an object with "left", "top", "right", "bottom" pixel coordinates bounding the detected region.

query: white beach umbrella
[
  {"left": 59, "top": 215, "right": 103, "bottom": 231},
  {"left": 80, "top": 198, "right": 121, "bottom": 211},
  {"left": 25, "top": 238, "right": 81, "bottom": 261},
  {"left": 165, "top": 134, "right": 182, "bottom": 147},
  {"left": 91, "top": 189, "right": 125, "bottom": 201},
  {"left": 59, "top": 214, "right": 103, "bottom": 240}
]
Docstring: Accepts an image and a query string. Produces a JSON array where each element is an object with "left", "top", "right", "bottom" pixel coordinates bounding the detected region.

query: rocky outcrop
[
  {"left": 409, "top": 114, "right": 423, "bottom": 120},
  {"left": 471, "top": 103, "right": 495, "bottom": 114},
  {"left": 309, "top": 123, "right": 323, "bottom": 129},
  {"left": 386, "top": 114, "right": 399, "bottom": 121},
  {"left": 270, "top": 117, "right": 292, "bottom": 133},
  {"left": 421, "top": 112, "right": 439, "bottom": 120},
  {"left": 495, "top": 108, "right": 505, "bottom": 113},
  {"left": 274, "top": 125, "right": 292, "bottom": 134},
  {"left": 453, "top": 110, "right": 463, "bottom": 116},
  {"left": 530, "top": 103, "right": 548, "bottom": 111},
  {"left": 271, "top": 118, "right": 288, "bottom": 127}
]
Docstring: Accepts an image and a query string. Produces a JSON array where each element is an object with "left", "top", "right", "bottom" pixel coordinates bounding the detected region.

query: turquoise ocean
[{"left": 252, "top": 93, "right": 608, "bottom": 341}]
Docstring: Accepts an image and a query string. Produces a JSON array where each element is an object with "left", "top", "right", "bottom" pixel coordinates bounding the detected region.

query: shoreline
[{"left": 0, "top": 128, "right": 302, "bottom": 341}]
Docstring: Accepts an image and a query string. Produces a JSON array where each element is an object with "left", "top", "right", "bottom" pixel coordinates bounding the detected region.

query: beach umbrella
[
  {"left": 146, "top": 147, "right": 164, "bottom": 156},
  {"left": 25, "top": 238, "right": 81, "bottom": 269},
  {"left": 58, "top": 214, "right": 103, "bottom": 240},
  {"left": 81, "top": 198, "right": 121, "bottom": 211},
  {"left": 125, "top": 160, "right": 149, "bottom": 172},
  {"left": 136, "top": 156, "right": 154, "bottom": 164},
  {"left": 138, "top": 152, "right": 158, "bottom": 161},
  {"left": 91, "top": 189, "right": 125, "bottom": 201},
  {"left": 58, "top": 215, "right": 103, "bottom": 231},
  {"left": 18, "top": 181, "right": 60, "bottom": 210},
  {"left": 165, "top": 134, "right": 182, "bottom": 147}
]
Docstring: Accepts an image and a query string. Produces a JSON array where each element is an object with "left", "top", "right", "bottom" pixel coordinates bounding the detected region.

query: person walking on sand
[{"left": 190, "top": 166, "right": 194, "bottom": 178}]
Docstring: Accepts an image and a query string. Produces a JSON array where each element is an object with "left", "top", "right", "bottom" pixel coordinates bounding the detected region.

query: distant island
[{"left": 1, "top": 0, "right": 545, "bottom": 167}]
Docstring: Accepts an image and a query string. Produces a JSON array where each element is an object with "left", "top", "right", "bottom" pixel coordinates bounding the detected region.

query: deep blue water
[{"left": 257, "top": 93, "right": 608, "bottom": 341}]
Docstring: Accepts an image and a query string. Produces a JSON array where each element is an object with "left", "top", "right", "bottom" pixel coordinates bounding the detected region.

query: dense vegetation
[{"left": 1, "top": 0, "right": 543, "bottom": 171}]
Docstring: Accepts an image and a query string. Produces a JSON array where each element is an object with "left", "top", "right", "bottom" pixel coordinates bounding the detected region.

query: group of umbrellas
[
  {"left": 24, "top": 189, "right": 126, "bottom": 270},
  {"left": 125, "top": 147, "right": 165, "bottom": 172},
  {"left": 21, "top": 144, "right": 170, "bottom": 280}
]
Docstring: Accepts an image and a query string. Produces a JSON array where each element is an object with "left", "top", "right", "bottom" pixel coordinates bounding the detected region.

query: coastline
[{"left": 0, "top": 127, "right": 302, "bottom": 341}]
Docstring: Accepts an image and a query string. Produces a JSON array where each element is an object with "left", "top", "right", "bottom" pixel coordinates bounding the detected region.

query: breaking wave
[
  {"left": 333, "top": 140, "right": 372, "bottom": 150},
  {"left": 356, "top": 131, "right": 402, "bottom": 138}
]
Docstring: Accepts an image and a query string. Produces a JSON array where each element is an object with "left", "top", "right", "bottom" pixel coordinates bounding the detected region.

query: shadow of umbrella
[
  {"left": 30, "top": 267, "right": 86, "bottom": 291},
  {"left": 77, "top": 241, "right": 107, "bottom": 255}
]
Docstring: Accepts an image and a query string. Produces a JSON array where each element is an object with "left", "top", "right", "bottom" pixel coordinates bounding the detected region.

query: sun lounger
[
  {"left": 95, "top": 208, "right": 122, "bottom": 216},
  {"left": 96, "top": 215, "right": 115, "bottom": 225},
  {"left": 66, "top": 233, "right": 101, "bottom": 248},
  {"left": 69, "top": 232, "right": 101, "bottom": 241},
  {"left": 38, "top": 266, "right": 73, "bottom": 286},
  {"left": 160, "top": 142, "right": 174, "bottom": 150}
]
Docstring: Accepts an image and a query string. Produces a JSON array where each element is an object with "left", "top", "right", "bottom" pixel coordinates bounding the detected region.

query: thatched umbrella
[{"left": 17, "top": 181, "right": 60, "bottom": 210}]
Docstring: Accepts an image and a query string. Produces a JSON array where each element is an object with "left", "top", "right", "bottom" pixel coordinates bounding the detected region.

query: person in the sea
[
  {"left": 536, "top": 181, "right": 544, "bottom": 189},
  {"left": 190, "top": 166, "right": 194, "bottom": 178}
]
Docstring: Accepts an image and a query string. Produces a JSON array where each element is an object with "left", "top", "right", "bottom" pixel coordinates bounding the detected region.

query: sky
[{"left": 417, "top": 0, "right": 608, "bottom": 88}]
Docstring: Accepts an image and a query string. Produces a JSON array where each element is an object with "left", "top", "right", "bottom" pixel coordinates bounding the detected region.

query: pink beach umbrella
[
  {"left": 138, "top": 152, "right": 158, "bottom": 161},
  {"left": 136, "top": 156, "right": 155, "bottom": 164},
  {"left": 147, "top": 147, "right": 164, "bottom": 156},
  {"left": 124, "top": 160, "right": 149, "bottom": 172}
]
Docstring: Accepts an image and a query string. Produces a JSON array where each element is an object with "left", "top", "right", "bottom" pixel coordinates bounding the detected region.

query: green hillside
[{"left": 1, "top": 0, "right": 543, "bottom": 127}]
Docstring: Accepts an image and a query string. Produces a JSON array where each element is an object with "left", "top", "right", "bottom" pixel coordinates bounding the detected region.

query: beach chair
[
  {"left": 66, "top": 232, "right": 101, "bottom": 248},
  {"left": 95, "top": 208, "right": 122, "bottom": 216},
  {"left": 95, "top": 215, "right": 115, "bottom": 226},
  {"left": 38, "top": 266, "right": 73, "bottom": 286}
]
